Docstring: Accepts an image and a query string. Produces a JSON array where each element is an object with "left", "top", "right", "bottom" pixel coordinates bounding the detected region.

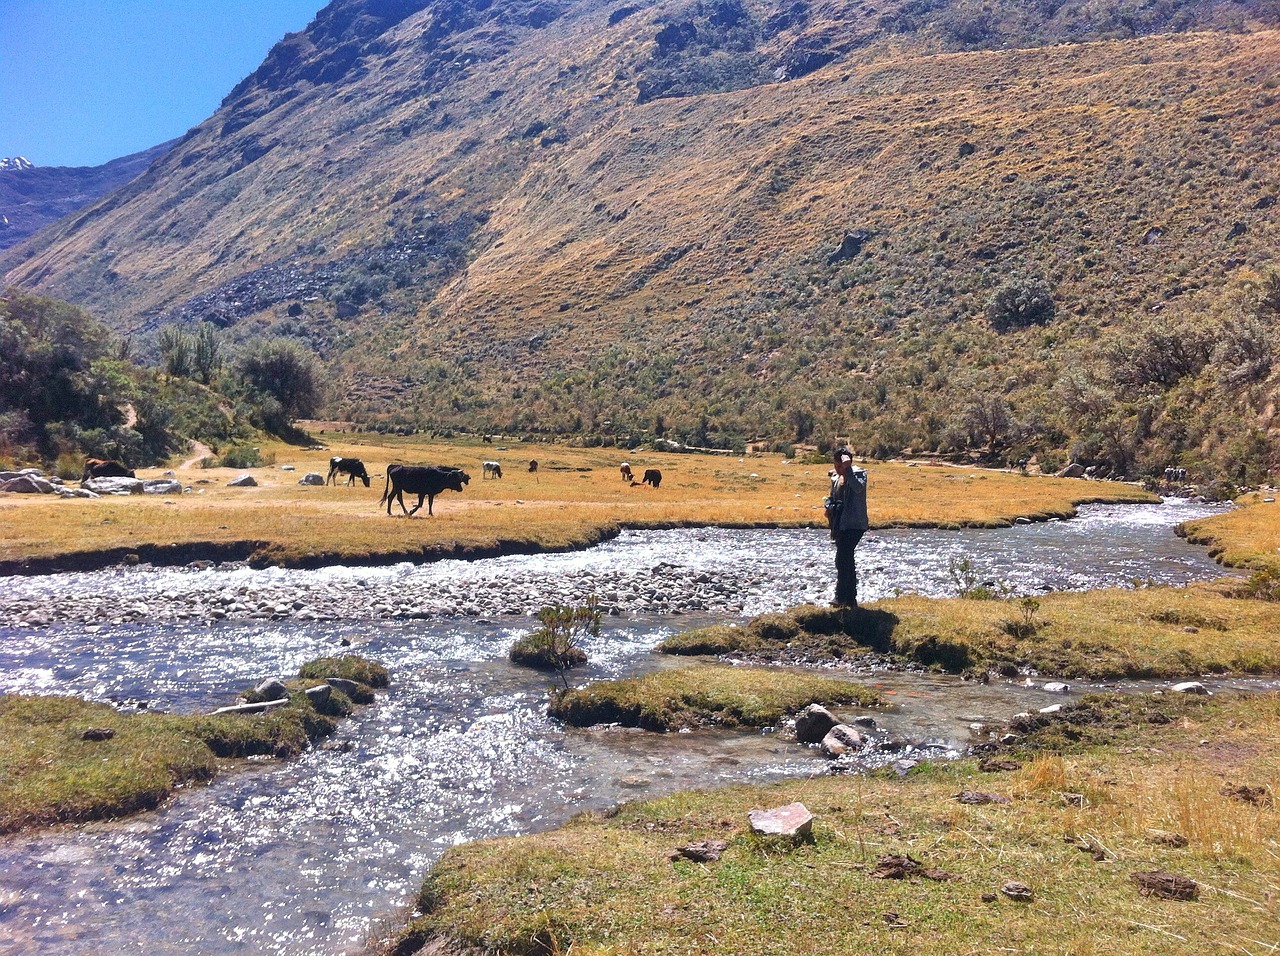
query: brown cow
[
  {"left": 82, "top": 458, "right": 136, "bottom": 482},
  {"left": 620, "top": 462, "right": 633, "bottom": 482}
]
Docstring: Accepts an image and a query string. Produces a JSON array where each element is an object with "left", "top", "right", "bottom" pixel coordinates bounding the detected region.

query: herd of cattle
[{"left": 74, "top": 455, "right": 662, "bottom": 517}]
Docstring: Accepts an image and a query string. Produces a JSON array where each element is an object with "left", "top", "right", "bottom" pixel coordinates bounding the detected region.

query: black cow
[
  {"left": 82, "top": 458, "right": 135, "bottom": 482},
  {"left": 638, "top": 468, "right": 662, "bottom": 488},
  {"left": 528, "top": 459, "right": 538, "bottom": 473},
  {"left": 380, "top": 464, "right": 471, "bottom": 516},
  {"left": 327, "top": 456, "right": 371, "bottom": 487}
]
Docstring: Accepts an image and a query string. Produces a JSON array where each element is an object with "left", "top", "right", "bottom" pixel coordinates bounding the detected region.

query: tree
[
  {"left": 237, "top": 339, "right": 325, "bottom": 432},
  {"left": 192, "top": 322, "right": 224, "bottom": 385}
]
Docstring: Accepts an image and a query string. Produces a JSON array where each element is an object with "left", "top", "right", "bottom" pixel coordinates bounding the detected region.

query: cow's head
[{"left": 453, "top": 471, "right": 471, "bottom": 490}]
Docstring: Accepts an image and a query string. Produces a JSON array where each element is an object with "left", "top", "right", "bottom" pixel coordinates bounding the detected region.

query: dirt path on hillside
[{"left": 179, "top": 441, "right": 214, "bottom": 470}]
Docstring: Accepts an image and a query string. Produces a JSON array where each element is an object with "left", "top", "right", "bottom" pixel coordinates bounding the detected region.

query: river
[{"left": 0, "top": 499, "right": 1249, "bottom": 955}]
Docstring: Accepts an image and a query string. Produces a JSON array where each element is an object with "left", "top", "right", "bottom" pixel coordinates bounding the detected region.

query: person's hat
[{"left": 834, "top": 447, "right": 853, "bottom": 463}]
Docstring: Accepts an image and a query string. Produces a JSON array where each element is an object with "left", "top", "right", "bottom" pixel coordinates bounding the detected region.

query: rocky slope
[{"left": 3, "top": 0, "right": 1279, "bottom": 470}]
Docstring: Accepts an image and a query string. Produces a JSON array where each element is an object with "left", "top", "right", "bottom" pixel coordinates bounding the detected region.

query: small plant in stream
[{"left": 510, "top": 598, "right": 599, "bottom": 688}]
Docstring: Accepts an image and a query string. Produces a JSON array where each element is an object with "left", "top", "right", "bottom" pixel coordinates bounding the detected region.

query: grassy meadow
[
  {"left": 0, "top": 434, "right": 1153, "bottom": 568},
  {"left": 389, "top": 691, "right": 1280, "bottom": 956}
]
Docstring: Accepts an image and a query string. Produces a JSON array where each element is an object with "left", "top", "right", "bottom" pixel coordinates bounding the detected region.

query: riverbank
[
  {"left": 0, "top": 437, "right": 1154, "bottom": 573},
  {"left": 661, "top": 581, "right": 1280, "bottom": 678},
  {"left": 387, "top": 690, "right": 1280, "bottom": 956},
  {"left": 0, "top": 656, "right": 387, "bottom": 835},
  {"left": 1178, "top": 492, "right": 1280, "bottom": 571}
]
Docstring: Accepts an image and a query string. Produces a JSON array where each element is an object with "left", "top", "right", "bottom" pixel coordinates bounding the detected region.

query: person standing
[{"left": 827, "top": 448, "right": 869, "bottom": 607}]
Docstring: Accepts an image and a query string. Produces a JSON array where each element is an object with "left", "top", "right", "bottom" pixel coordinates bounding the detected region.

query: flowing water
[{"left": 0, "top": 500, "right": 1252, "bottom": 955}]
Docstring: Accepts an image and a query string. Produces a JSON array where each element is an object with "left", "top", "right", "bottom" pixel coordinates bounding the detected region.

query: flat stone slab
[
  {"left": 748, "top": 802, "right": 813, "bottom": 838},
  {"left": 211, "top": 698, "right": 289, "bottom": 716}
]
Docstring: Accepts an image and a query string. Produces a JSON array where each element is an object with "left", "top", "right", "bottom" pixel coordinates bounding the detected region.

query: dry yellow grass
[
  {"left": 1179, "top": 494, "right": 1280, "bottom": 572},
  {"left": 0, "top": 436, "right": 1152, "bottom": 567}
]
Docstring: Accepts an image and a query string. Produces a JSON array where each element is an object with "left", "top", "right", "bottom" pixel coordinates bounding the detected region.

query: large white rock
[
  {"left": 298, "top": 472, "right": 325, "bottom": 486},
  {"left": 228, "top": 474, "right": 258, "bottom": 487},
  {"left": 0, "top": 475, "right": 57, "bottom": 494},
  {"left": 58, "top": 487, "right": 99, "bottom": 498},
  {"left": 1171, "top": 681, "right": 1210, "bottom": 695},
  {"left": 142, "top": 478, "right": 184, "bottom": 495},
  {"left": 83, "top": 476, "right": 143, "bottom": 495}
]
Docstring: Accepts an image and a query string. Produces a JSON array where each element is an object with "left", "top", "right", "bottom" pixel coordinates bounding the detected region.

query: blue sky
[{"left": 0, "top": 1, "right": 322, "bottom": 168}]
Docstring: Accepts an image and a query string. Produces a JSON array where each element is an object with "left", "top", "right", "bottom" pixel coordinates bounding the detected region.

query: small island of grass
[
  {"left": 0, "top": 654, "right": 387, "bottom": 834},
  {"left": 547, "top": 663, "right": 881, "bottom": 731}
]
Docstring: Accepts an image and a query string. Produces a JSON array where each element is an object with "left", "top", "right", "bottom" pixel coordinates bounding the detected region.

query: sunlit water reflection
[{"left": 0, "top": 500, "right": 1253, "bottom": 955}]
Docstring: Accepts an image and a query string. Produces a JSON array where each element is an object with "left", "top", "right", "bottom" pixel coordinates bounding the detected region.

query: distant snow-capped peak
[{"left": 0, "top": 157, "right": 35, "bottom": 171}]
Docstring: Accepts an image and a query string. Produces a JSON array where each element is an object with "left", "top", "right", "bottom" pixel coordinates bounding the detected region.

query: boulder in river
[
  {"left": 820, "top": 724, "right": 864, "bottom": 758},
  {"left": 303, "top": 684, "right": 332, "bottom": 707},
  {"left": 1170, "top": 681, "right": 1209, "bottom": 695},
  {"left": 794, "top": 704, "right": 839, "bottom": 744}
]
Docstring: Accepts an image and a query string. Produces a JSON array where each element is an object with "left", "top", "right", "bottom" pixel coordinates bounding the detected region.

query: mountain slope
[
  {"left": 3, "top": 0, "right": 1279, "bottom": 474},
  {"left": 0, "top": 142, "right": 174, "bottom": 251}
]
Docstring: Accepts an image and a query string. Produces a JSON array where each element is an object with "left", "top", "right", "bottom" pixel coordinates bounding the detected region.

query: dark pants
[{"left": 834, "top": 529, "right": 865, "bottom": 607}]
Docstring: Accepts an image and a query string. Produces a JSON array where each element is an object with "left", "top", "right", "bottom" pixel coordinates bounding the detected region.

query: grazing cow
[
  {"left": 528, "top": 460, "right": 538, "bottom": 473},
  {"left": 482, "top": 460, "right": 503, "bottom": 480},
  {"left": 82, "top": 458, "right": 135, "bottom": 482},
  {"left": 620, "top": 462, "right": 633, "bottom": 482},
  {"left": 327, "top": 456, "right": 371, "bottom": 487},
  {"left": 380, "top": 464, "right": 470, "bottom": 516},
  {"left": 638, "top": 468, "right": 662, "bottom": 488}
]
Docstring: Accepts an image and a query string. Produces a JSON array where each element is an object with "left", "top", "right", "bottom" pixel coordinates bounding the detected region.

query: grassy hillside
[{"left": 3, "top": 0, "right": 1278, "bottom": 476}]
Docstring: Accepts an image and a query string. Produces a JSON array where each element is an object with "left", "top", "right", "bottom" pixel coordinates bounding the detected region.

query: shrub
[
  {"left": 510, "top": 600, "right": 599, "bottom": 687},
  {"left": 986, "top": 279, "right": 1055, "bottom": 332}
]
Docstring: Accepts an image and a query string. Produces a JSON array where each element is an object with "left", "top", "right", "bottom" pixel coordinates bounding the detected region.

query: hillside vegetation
[{"left": 3, "top": 0, "right": 1279, "bottom": 477}]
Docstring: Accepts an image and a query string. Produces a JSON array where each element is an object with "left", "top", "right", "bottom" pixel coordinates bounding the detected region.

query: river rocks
[
  {"left": 326, "top": 677, "right": 362, "bottom": 696},
  {"left": 142, "top": 479, "right": 184, "bottom": 495},
  {"left": 748, "top": 802, "right": 813, "bottom": 839},
  {"left": 299, "top": 473, "right": 325, "bottom": 486},
  {"left": 304, "top": 683, "right": 332, "bottom": 707},
  {"left": 1170, "top": 681, "right": 1209, "bottom": 694},
  {"left": 227, "top": 475, "right": 258, "bottom": 487},
  {"left": 253, "top": 678, "right": 289, "bottom": 702},
  {"left": 84, "top": 476, "right": 144, "bottom": 495},
  {"left": 820, "top": 724, "right": 864, "bottom": 758},
  {"left": 1042, "top": 681, "right": 1070, "bottom": 693},
  {"left": 794, "top": 704, "right": 839, "bottom": 743}
]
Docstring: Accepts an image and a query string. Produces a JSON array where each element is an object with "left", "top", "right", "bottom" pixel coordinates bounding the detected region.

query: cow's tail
[{"left": 379, "top": 470, "right": 392, "bottom": 507}]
